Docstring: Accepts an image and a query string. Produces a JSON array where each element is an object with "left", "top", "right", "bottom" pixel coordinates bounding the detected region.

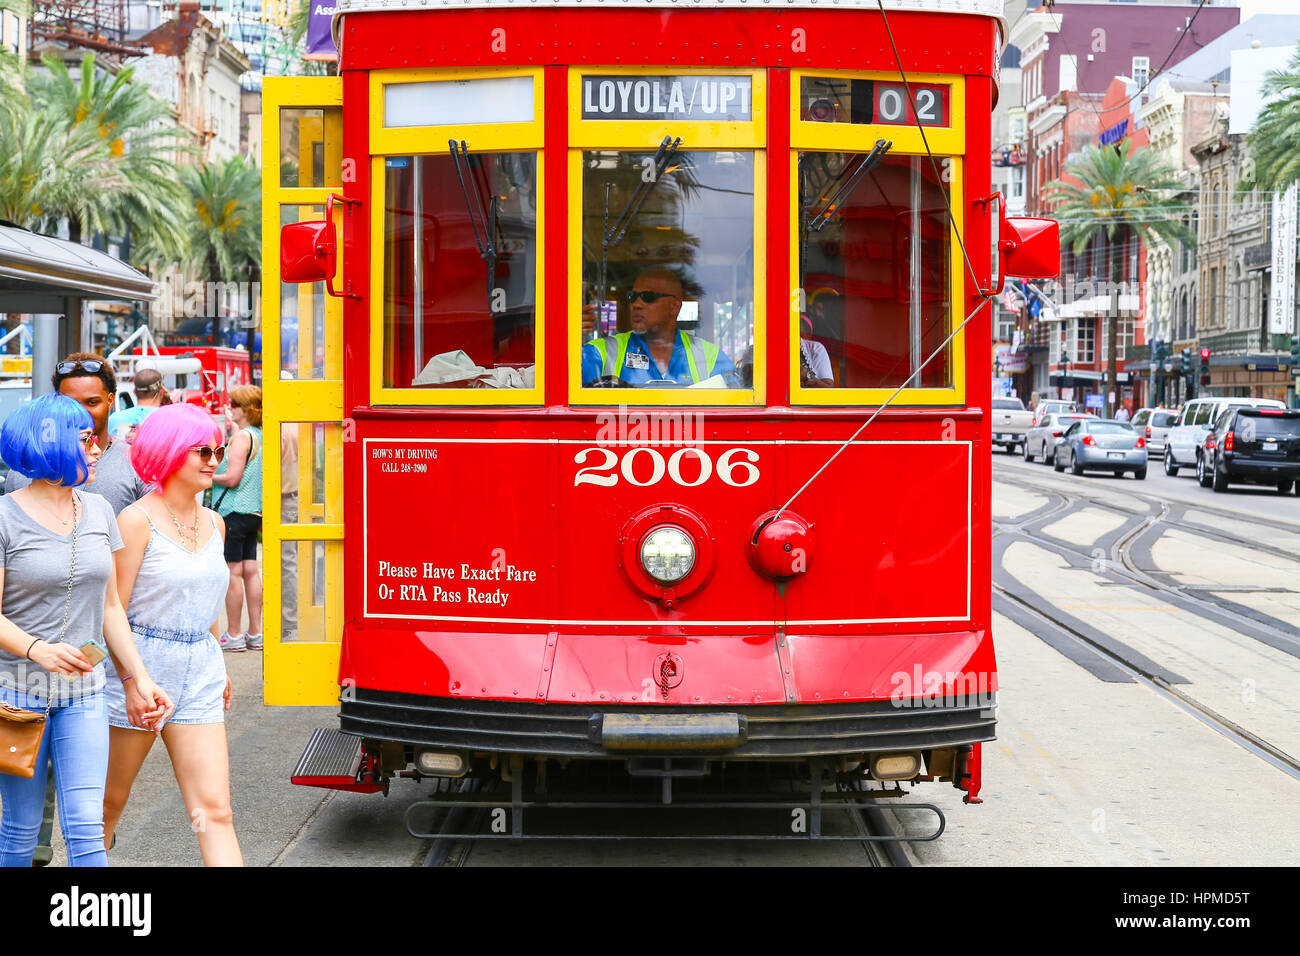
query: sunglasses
[
  {"left": 79, "top": 433, "right": 99, "bottom": 450},
  {"left": 56, "top": 360, "right": 105, "bottom": 375},
  {"left": 627, "top": 290, "right": 680, "bottom": 304},
  {"left": 192, "top": 445, "right": 226, "bottom": 464}
]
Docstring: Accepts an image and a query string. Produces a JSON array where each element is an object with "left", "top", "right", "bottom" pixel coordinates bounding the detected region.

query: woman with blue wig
[{"left": 0, "top": 393, "right": 173, "bottom": 867}]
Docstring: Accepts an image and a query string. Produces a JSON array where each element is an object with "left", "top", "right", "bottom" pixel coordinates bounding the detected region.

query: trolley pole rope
[{"left": 774, "top": 294, "right": 992, "bottom": 519}]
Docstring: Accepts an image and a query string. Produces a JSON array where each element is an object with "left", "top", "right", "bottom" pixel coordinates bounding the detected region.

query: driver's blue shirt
[{"left": 581, "top": 331, "right": 736, "bottom": 386}]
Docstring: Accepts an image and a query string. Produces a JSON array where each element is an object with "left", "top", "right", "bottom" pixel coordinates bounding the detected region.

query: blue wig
[{"left": 0, "top": 393, "right": 95, "bottom": 487}]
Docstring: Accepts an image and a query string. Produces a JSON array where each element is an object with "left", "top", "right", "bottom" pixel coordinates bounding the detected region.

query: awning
[
  {"left": 0, "top": 223, "right": 156, "bottom": 311},
  {"left": 1050, "top": 370, "right": 1130, "bottom": 383}
]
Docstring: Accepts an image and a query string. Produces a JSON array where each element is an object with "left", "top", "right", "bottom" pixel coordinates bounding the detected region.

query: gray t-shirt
[
  {"left": 0, "top": 491, "right": 123, "bottom": 702},
  {"left": 5, "top": 436, "right": 146, "bottom": 516}
]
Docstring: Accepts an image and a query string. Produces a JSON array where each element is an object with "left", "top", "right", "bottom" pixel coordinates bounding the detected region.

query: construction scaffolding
[{"left": 30, "top": 0, "right": 144, "bottom": 57}]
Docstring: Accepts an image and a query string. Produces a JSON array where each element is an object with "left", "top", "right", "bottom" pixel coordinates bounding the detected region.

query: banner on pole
[{"left": 306, "top": 3, "right": 338, "bottom": 61}]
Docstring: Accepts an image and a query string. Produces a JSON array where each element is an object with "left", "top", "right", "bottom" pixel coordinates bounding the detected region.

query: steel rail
[{"left": 992, "top": 582, "right": 1300, "bottom": 786}]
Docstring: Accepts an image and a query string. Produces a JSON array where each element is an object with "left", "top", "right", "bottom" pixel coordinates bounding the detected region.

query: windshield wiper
[
  {"left": 449, "top": 139, "right": 499, "bottom": 301},
  {"left": 805, "top": 138, "right": 892, "bottom": 233},
  {"left": 596, "top": 136, "right": 683, "bottom": 306}
]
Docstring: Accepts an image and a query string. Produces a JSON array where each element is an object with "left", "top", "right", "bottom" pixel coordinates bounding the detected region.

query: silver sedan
[
  {"left": 1024, "top": 412, "right": 1096, "bottom": 464},
  {"left": 1052, "top": 419, "right": 1148, "bottom": 479}
]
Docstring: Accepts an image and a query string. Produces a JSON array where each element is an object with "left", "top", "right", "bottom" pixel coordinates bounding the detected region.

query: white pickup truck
[{"left": 992, "top": 397, "right": 1033, "bottom": 454}]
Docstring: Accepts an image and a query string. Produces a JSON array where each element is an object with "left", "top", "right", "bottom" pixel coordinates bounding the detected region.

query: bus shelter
[{"left": 0, "top": 222, "right": 157, "bottom": 396}]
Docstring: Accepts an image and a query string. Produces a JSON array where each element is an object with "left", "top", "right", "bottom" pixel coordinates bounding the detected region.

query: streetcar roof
[{"left": 334, "top": 0, "right": 1006, "bottom": 23}]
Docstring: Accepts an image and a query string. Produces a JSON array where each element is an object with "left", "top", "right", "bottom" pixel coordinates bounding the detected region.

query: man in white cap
[{"left": 107, "top": 367, "right": 170, "bottom": 438}]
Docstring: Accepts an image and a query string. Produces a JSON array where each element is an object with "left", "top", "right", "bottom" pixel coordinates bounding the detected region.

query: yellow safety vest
[{"left": 591, "top": 330, "right": 719, "bottom": 383}]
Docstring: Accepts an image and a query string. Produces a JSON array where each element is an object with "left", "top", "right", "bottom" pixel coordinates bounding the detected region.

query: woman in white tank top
[{"left": 102, "top": 404, "right": 244, "bottom": 866}]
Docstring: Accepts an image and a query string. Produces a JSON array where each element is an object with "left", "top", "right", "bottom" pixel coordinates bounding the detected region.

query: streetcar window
[
  {"left": 800, "top": 77, "right": 949, "bottom": 128},
  {"left": 578, "top": 149, "right": 754, "bottom": 392},
  {"left": 384, "top": 76, "right": 534, "bottom": 129},
  {"left": 381, "top": 152, "right": 538, "bottom": 389},
  {"left": 797, "top": 152, "right": 951, "bottom": 391}
]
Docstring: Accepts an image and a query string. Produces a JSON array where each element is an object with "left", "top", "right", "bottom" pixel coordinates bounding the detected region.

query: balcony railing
[{"left": 1199, "top": 329, "right": 1266, "bottom": 354}]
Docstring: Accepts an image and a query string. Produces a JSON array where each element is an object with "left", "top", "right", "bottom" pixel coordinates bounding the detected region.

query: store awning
[
  {"left": 0, "top": 223, "right": 156, "bottom": 311},
  {"left": 1050, "top": 370, "right": 1131, "bottom": 383}
]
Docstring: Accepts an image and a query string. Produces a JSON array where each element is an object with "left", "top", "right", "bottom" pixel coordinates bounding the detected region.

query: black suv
[{"left": 1202, "top": 407, "right": 1300, "bottom": 494}]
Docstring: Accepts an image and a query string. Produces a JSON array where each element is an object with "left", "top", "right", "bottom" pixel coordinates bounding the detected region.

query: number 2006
[{"left": 572, "top": 447, "right": 760, "bottom": 488}]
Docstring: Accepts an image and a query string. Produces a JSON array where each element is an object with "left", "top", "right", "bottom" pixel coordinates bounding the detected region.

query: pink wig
[{"left": 130, "top": 403, "right": 224, "bottom": 487}]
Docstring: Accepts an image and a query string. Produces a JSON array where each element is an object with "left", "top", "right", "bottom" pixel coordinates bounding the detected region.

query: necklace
[
  {"left": 166, "top": 502, "right": 201, "bottom": 551},
  {"left": 29, "top": 488, "right": 76, "bottom": 527}
]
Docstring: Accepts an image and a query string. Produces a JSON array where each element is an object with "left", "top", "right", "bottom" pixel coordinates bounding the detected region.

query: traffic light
[
  {"left": 1291, "top": 335, "right": 1300, "bottom": 365},
  {"left": 1182, "top": 347, "right": 1195, "bottom": 391},
  {"left": 1199, "top": 347, "right": 1211, "bottom": 387}
]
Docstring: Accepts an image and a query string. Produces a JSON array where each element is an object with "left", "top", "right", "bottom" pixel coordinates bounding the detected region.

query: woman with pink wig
[{"left": 102, "top": 403, "right": 244, "bottom": 866}]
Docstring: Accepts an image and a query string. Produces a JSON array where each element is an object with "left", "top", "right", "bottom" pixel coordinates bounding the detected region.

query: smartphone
[{"left": 78, "top": 638, "right": 108, "bottom": 668}]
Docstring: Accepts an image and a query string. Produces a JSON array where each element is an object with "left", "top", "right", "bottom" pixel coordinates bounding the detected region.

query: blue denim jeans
[{"left": 0, "top": 688, "right": 108, "bottom": 867}]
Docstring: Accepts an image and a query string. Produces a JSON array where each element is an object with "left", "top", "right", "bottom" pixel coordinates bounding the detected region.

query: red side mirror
[
  {"left": 279, "top": 194, "right": 360, "bottom": 299},
  {"left": 280, "top": 219, "right": 335, "bottom": 284},
  {"left": 1001, "top": 216, "right": 1060, "bottom": 280}
]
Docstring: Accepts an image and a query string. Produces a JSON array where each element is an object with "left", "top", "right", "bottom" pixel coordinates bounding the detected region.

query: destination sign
[{"left": 581, "top": 75, "right": 752, "bottom": 122}]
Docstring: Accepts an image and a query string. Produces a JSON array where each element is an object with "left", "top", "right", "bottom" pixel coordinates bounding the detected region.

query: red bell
[{"left": 746, "top": 510, "right": 816, "bottom": 580}]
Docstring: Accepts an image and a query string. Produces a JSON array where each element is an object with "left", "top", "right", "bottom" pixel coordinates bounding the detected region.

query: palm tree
[
  {"left": 1243, "top": 41, "right": 1300, "bottom": 192},
  {"left": 0, "top": 97, "right": 116, "bottom": 229},
  {"left": 180, "top": 156, "right": 262, "bottom": 284},
  {"left": 28, "top": 54, "right": 192, "bottom": 259},
  {"left": 1043, "top": 140, "right": 1194, "bottom": 416}
]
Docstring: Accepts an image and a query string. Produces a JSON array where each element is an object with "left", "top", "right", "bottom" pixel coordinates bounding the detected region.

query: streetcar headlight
[
  {"left": 416, "top": 750, "right": 467, "bottom": 777},
  {"left": 639, "top": 526, "right": 696, "bottom": 584},
  {"left": 871, "top": 752, "right": 921, "bottom": 781}
]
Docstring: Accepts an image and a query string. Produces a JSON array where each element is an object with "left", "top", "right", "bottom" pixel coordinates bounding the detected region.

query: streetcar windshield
[
  {"left": 381, "top": 151, "right": 538, "bottom": 389},
  {"left": 578, "top": 149, "right": 754, "bottom": 392},
  {"left": 797, "top": 152, "right": 952, "bottom": 391}
]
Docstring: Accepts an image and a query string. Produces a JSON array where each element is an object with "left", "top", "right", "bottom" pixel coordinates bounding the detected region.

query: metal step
[{"left": 291, "top": 727, "right": 370, "bottom": 791}]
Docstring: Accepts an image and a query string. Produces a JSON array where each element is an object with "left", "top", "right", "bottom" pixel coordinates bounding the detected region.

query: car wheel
[
  {"left": 1164, "top": 450, "right": 1179, "bottom": 477},
  {"left": 1134, "top": 467, "right": 1147, "bottom": 480},
  {"left": 1278, "top": 479, "right": 1294, "bottom": 495},
  {"left": 1022, "top": 441, "right": 1032, "bottom": 462},
  {"left": 1070, "top": 451, "right": 1083, "bottom": 476},
  {"left": 1053, "top": 450, "right": 1065, "bottom": 472},
  {"left": 1038, "top": 442, "right": 1048, "bottom": 465},
  {"left": 1212, "top": 462, "right": 1228, "bottom": 493},
  {"left": 1196, "top": 454, "right": 1209, "bottom": 488}
]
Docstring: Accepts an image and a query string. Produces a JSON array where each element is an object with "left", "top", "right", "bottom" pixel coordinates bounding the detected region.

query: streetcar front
[{"left": 263, "top": 0, "right": 1059, "bottom": 824}]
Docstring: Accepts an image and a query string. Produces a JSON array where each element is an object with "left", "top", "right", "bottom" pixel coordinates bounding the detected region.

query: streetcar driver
[{"left": 581, "top": 269, "right": 737, "bottom": 387}]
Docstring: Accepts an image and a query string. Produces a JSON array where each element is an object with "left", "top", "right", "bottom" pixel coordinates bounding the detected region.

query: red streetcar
[{"left": 262, "top": 0, "right": 1058, "bottom": 840}]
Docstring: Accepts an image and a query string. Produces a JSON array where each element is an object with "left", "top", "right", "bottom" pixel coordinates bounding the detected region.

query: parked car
[
  {"left": 1129, "top": 406, "right": 1178, "bottom": 459},
  {"left": 1052, "top": 419, "right": 1147, "bottom": 478},
  {"left": 1199, "top": 406, "right": 1300, "bottom": 494},
  {"left": 1024, "top": 412, "right": 1095, "bottom": 464},
  {"left": 1163, "top": 396, "right": 1286, "bottom": 477},
  {"left": 1031, "top": 400, "right": 1076, "bottom": 425},
  {"left": 992, "top": 397, "right": 1032, "bottom": 454}
]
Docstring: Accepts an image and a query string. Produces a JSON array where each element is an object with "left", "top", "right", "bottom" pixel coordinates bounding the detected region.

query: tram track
[
  {"left": 994, "top": 470, "right": 1300, "bottom": 657},
  {"left": 992, "top": 582, "right": 1300, "bottom": 785},
  {"left": 992, "top": 462, "right": 1300, "bottom": 785}
]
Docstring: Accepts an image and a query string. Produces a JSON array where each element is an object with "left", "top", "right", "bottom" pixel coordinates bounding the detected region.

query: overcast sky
[{"left": 1237, "top": 0, "right": 1300, "bottom": 17}]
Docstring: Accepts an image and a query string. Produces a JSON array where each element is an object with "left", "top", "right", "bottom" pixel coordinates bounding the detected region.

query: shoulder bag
[
  {"left": 213, "top": 428, "right": 259, "bottom": 513},
  {"left": 0, "top": 494, "right": 80, "bottom": 778}
]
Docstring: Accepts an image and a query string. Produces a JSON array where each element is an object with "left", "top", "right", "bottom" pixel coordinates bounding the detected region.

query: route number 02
[{"left": 572, "top": 447, "right": 760, "bottom": 488}]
